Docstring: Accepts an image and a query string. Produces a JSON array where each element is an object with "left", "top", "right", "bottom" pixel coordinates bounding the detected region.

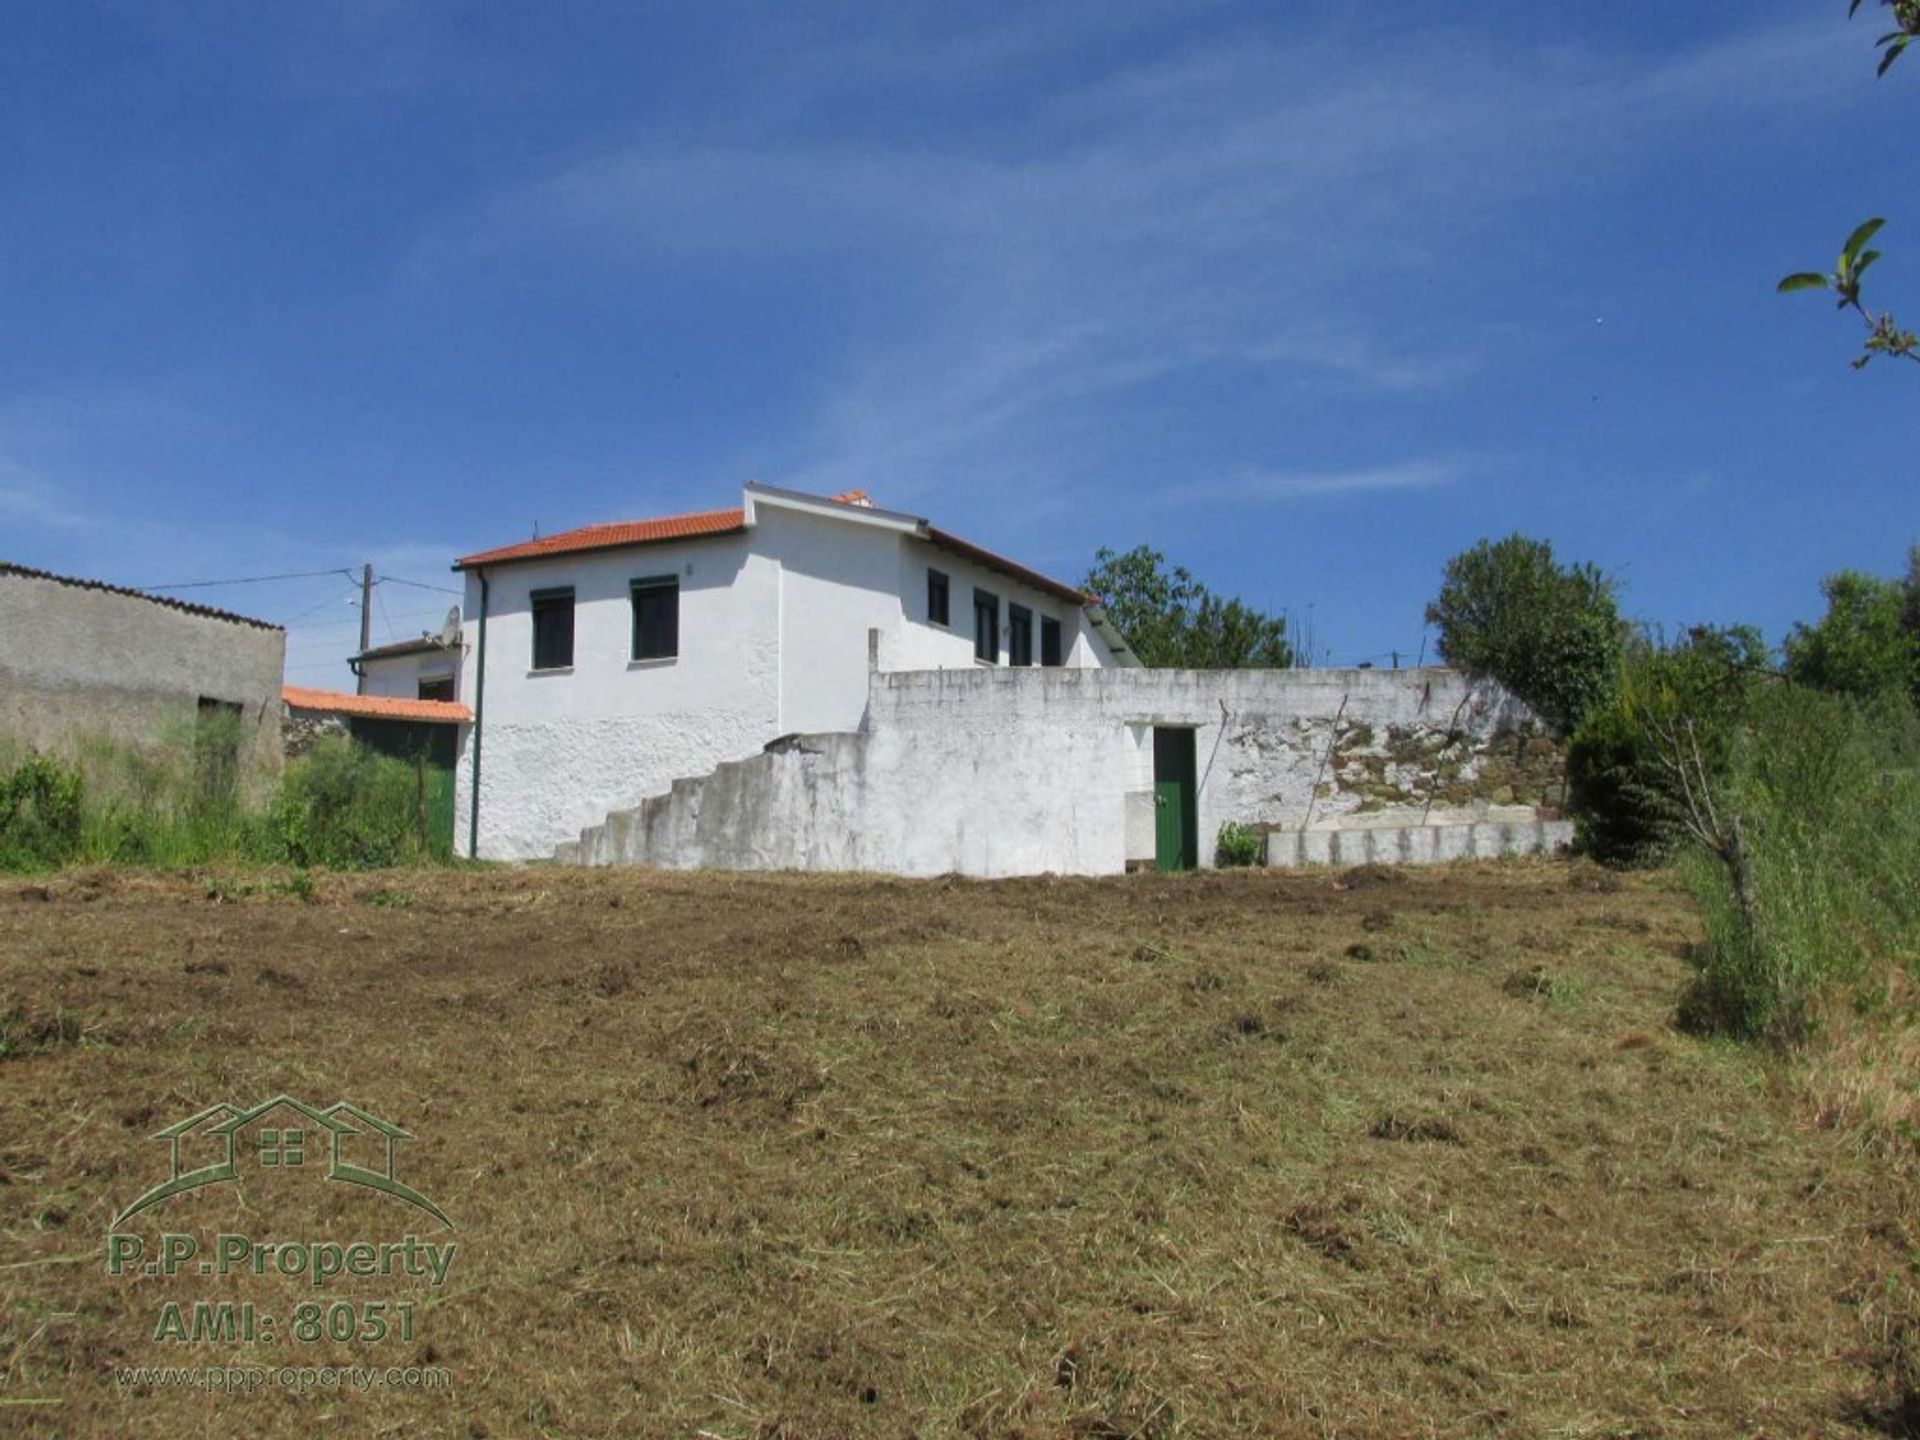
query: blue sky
[{"left": 2, "top": 1, "right": 1914, "bottom": 689}]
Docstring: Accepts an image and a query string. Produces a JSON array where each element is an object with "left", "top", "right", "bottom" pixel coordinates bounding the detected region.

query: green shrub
[
  {"left": 0, "top": 752, "right": 85, "bottom": 870},
  {"left": 271, "top": 737, "right": 432, "bottom": 870},
  {"left": 1215, "top": 821, "right": 1264, "bottom": 868},
  {"left": 1678, "top": 687, "right": 1920, "bottom": 1040},
  {"left": 0, "top": 729, "right": 442, "bottom": 875},
  {"left": 1566, "top": 626, "right": 1769, "bottom": 867}
]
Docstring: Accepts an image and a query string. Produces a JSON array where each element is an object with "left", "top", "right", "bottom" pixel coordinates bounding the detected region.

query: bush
[
  {"left": 1425, "top": 534, "right": 1623, "bottom": 734},
  {"left": 1566, "top": 626, "right": 1768, "bottom": 866},
  {"left": 271, "top": 737, "right": 434, "bottom": 870},
  {"left": 1678, "top": 686, "right": 1920, "bottom": 1040},
  {"left": 0, "top": 752, "right": 85, "bottom": 870},
  {"left": 1214, "top": 821, "right": 1264, "bottom": 868},
  {"left": 0, "top": 730, "right": 441, "bottom": 874}
]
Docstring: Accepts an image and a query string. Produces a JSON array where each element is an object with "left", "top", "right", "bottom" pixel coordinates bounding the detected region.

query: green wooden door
[{"left": 1153, "top": 727, "right": 1198, "bottom": 872}]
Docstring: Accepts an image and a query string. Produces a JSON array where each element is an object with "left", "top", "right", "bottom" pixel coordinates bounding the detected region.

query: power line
[
  {"left": 377, "top": 574, "right": 462, "bottom": 597},
  {"left": 140, "top": 566, "right": 358, "bottom": 592}
]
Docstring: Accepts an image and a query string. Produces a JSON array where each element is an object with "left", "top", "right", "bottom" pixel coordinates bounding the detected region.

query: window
[
  {"left": 630, "top": 577, "right": 679, "bottom": 661},
  {"left": 1008, "top": 604, "right": 1034, "bottom": 667},
  {"left": 1040, "top": 617, "right": 1064, "bottom": 667},
  {"left": 973, "top": 589, "right": 999, "bottom": 663},
  {"left": 530, "top": 588, "right": 575, "bottom": 670},
  {"left": 927, "top": 569, "right": 950, "bottom": 627},
  {"left": 417, "top": 676, "right": 455, "bottom": 702}
]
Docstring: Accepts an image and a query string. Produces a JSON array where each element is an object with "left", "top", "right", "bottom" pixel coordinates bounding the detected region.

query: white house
[{"left": 359, "top": 482, "right": 1135, "bottom": 861}]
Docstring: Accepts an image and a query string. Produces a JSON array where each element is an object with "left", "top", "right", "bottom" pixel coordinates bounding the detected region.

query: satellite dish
[{"left": 438, "top": 606, "right": 461, "bottom": 647}]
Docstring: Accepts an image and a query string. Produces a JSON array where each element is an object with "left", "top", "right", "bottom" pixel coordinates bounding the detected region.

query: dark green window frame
[
  {"left": 530, "top": 587, "right": 575, "bottom": 671},
  {"left": 1008, "top": 604, "right": 1034, "bottom": 667},
  {"left": 630, "top": 576, "right": 679, "bottom": 661}
]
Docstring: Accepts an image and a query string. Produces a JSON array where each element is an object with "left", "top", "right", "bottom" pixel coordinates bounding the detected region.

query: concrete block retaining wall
[{"left": 1265, "top": 818, "right": 1574, "bottom": 869}]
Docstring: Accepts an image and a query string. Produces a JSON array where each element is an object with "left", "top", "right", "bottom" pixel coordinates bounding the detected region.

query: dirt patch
[{"left": 0, "top": 858, "right": 1911, "bottom": 1437}]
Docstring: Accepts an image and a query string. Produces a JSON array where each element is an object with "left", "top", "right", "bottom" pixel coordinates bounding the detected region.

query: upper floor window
[
  {"left": 531, "top": 587, "right": 575, "bottom": 671},
  {"left": 1008, "top": 604, "right": 1034, "bottom": 667},
  {"left": 417, "top": 676, "right": 455, "bottom": 702},
  {"left": 1040, "top": 617, "right": 1064, "bottom": 667},
  {"left": 630, "top": 576, "right": 679, "bottom": 661},
  {"left": 927, "top": 569, "right": 950, "bottom": 627},
  {"left": 973, "top": 588, "right": 999, "bottom": 663}
]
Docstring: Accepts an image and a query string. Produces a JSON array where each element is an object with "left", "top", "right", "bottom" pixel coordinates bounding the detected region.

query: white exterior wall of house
[
  {"left": 448, "top": 485, "right": 1121, "bottom": 860},
  {"left": 455, "top": 531, "right": 783, "bottom": 859},
  {"left": 356, "top": 646, "right": 461, "bottom": 701},
  {"left": 889, "top": 537, "right": 1113, "bottom": 671}
]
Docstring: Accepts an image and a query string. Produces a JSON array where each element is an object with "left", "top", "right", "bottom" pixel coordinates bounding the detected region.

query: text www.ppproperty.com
[{"left": 113, "top": 1364, "right": 451, "bottom": 1394}]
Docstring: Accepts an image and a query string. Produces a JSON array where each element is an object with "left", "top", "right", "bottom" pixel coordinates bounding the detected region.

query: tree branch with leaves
[
  {"left": 1776, "top": 4, "right": 1920, "bottom": 370},
  {"left": 1779, "top": 218, "right": 1919, "bottom": 368}
]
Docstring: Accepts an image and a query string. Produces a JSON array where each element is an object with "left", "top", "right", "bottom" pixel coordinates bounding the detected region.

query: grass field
[{"left": 1, "top": 860, "right": 1916, "bottom": 1438}]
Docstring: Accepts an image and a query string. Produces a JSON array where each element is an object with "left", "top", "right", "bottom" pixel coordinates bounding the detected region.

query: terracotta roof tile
[
  {"left": 282, "top": 685, "right": 471, "bottom": 724},
  {"left": 453, "top": 508, "right": 745, "bottom": 570}
]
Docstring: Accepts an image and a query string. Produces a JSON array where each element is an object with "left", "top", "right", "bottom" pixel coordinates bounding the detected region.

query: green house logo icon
[{"left": 113, "top": 1095, "right": 453, "bottom": 1230}]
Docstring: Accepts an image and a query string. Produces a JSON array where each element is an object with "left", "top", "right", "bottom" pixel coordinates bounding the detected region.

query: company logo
[{"left": 113, "top": 1095, "right": 452, "bottom": 1230}]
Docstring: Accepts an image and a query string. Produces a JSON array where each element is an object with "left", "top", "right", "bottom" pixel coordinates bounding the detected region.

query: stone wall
[
  {"left": 559, "top": 665, "right": 1566, "bottom": 877},
  {"left": 283, "top": 710, "right": 349, "bottom": 759},
  {"left": 0, "top": 565, "right": 285, "bottom": 800}
]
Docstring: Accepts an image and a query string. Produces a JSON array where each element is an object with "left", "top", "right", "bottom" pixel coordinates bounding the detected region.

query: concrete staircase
[{"left": 553, "top": 732, "right": 864, "bottom": 871}]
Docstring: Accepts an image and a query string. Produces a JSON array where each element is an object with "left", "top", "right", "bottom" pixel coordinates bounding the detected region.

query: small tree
[
  {"left": 1567, "top": 625, "right": 1770, "bottom": 866},
  {"left": 1783, "top": 559, "right": 1920, "bottom": 704},
  {"left": 1424, "top": 535, "right": 1622, "bottom": 733},
  {"left": 1084, "top": 546, "right": 1293, "bottom": 668}
]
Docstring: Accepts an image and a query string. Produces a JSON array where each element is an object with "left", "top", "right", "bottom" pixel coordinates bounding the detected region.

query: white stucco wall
[
  {"left": 561, "top": 666, "right": 1561, "bottom": 878},
  {"left": 456, "top": 533, "right": 782, "bottom": 859},
  {"left": 357, "top": 646, "right": 461, "bottom": 701},
  {"left": 889, "top": 536, "right": 1107, "bottom": 672}
]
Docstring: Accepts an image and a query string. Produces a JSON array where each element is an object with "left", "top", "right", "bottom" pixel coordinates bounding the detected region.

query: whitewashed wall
[
  {"left": 561, "top": 666, "right": 1558, "bottom": 877},
  {"left": 357, "top": 647, "right": 460, "bottom": 701},
  {"left": 456, "top": 534, "right": 782, "bottom": 859},
  {"left": 889, "top": 536, "right": 1110, "bottom": 671}
]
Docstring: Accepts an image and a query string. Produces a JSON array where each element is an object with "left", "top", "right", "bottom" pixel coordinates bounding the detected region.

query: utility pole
[{"left": 356, "top": 563, "right": 373, "bottom": 695}]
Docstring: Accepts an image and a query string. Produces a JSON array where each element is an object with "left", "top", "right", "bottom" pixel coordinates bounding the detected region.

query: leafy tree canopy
[
  {"left": 1083, "top": 545, "right": 1293, "bottom": 668},
  {"left": 1424, "top": 534, "right": 1623, "bottom": 734},
  {"left": 1783, "top": 549, "right": 1920, "bottom": 704}
]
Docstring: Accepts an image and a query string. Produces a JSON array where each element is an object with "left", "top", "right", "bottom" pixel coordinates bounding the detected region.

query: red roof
[
  {"left": 454, "top": 508, "right": 746, "bottom": 570},
  {"left": 449, "top": 489, "right": 1090, "bottom": 605},
  {"left": 283, "top": 685, "right": 471, "bottom": 724}
]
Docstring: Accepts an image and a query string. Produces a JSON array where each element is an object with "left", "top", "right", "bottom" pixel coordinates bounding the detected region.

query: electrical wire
[
  {"left": 139, "top": 566, "right": 358, "bottom": 592},
  {"left": 377, "top": 574, "right": 462, "bottom": 597}
]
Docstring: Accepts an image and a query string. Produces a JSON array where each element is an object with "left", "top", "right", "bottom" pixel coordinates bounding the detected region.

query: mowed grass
[{"left": 0, "top": 860, "right": 1916, "bottom": 1438}]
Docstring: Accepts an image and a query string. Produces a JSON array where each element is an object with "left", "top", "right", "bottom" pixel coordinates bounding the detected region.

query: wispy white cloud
[
  {"left": 1187, "top": 458, "right": 1463, "bottom": 502},
  {"left": 415, "top": 10, "right": 1860, "bottom": 508}
]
